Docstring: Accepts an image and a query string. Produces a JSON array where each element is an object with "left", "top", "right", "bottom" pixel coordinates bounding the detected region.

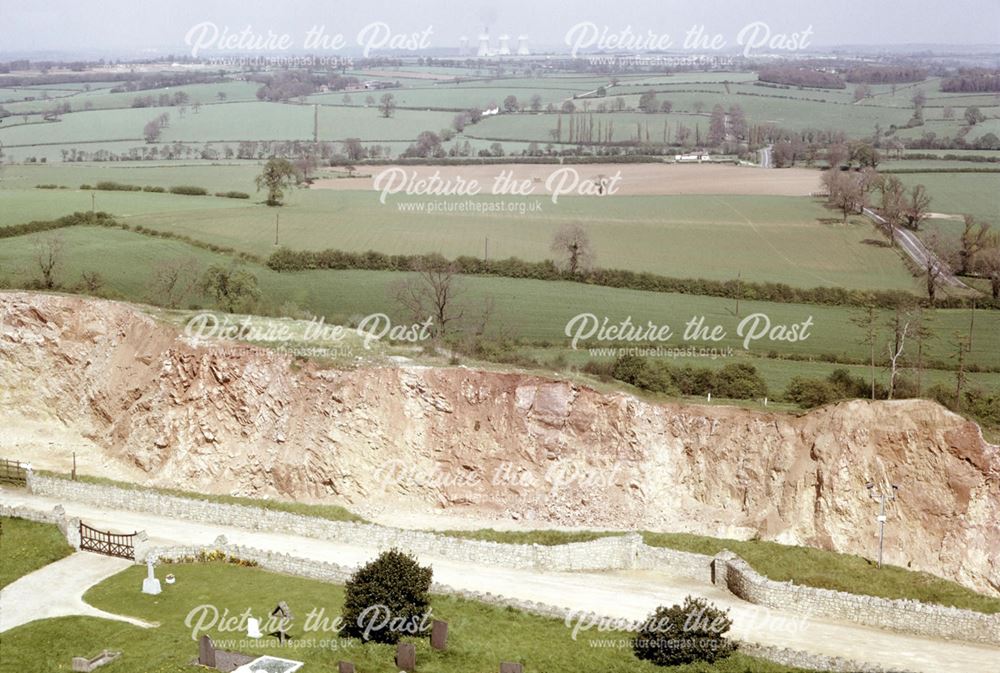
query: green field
[
  {"left": 0, "top": 227, "right": 996, "bottom": 373},
  {"left": 0, "top": 562, "right": 811, "bottom": 673},
  {"left": 895, "top": 172, "right": 1000, "bottom": 229},
  {"left": 0, "top": 163, "right": 926, "bottom": 292}
]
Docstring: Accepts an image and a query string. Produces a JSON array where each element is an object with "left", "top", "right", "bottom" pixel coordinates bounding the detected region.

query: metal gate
[{"left": 79, "top": 521, "right": 136, "bottom": 560}]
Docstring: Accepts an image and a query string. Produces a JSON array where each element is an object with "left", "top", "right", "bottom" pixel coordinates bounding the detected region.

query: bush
[
  {"left": 633, "top": 596, "right": 736, "bottom": 666},
  {"left": 713, "top": 363, "right": 767, "bottom": 399},
  {"left": 142, "top": 185, "right": 166, "bottom": 192},
  {"left": 169, "top": 185, "right": 208, "bottom": 195},
  {"left": 94, "top": 181, "right": 141, "bottom": 191},
  {"left": 785, "top": 376, "right": 838, "bottom": 407},
  {"left": 214, "top": 190, "right": 251, "bottom": 199},
  {"left": 340, "top": 549, "right": 432, "bottom": 644}
]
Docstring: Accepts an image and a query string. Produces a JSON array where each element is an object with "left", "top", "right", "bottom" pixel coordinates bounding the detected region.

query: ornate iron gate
[{"left": 79, "top": 522, "right": 136, "bottom": 560}]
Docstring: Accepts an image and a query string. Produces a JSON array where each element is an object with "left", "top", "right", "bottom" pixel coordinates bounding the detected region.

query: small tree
[
  {"left": 34, "top": 234, "right": 64, "bottom": 289},
  {"left": 255, "top": 157, "right": 300, "bottom": 206},
  {"left": 633, "top": 596, "right": 736, "bottom": 666},
  {"left": 394, "top": 257, "right": 464, "bottom": 339},
  {"left": 149, "top": 256, "right": 201, "bottom": 308},
  {"left": 964, "top": 106, "right": 985, "bottom": 126},
  {"left": 379, "top": 93, "right": 396, "bottom": 118},
  {"left": 551, "top": 223, "right": 594, "bottom": 274},
  {"left": 199, "top": 265, "right": 261, "bottom": 313},
  {"left": 143, "top": 119, "right": 161, "bottom": 143},
  {"left": 340, "top": 549, "right": 432, "bottom": 644}
]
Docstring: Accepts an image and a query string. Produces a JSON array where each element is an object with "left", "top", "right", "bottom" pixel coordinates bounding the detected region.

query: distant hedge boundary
[
  {"left": 266, "top": 247, "right": 998, "bottom": 310},
  {"left": 69, "top": 182, "right": 245, "bottom": 199},
  {"left": 0, "top": 211, "right": 119, "bottom": 239}
]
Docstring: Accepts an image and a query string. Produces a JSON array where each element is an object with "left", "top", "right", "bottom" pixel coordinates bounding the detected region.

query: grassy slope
[
  {"left": 0, "top": 517, "right": 74, "bottom": 589},
  {"left": 36, "top": 472, "right": 364, "bottom": 523},
  {"left": 444, "top": 529, "right": 1000, "bottom": 614},
  {"left": 0, "top": 564, "right": 812, "bottom": 673}
]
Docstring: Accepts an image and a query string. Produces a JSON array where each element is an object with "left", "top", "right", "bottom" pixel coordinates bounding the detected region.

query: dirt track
[{"left": 311, "top": 163, "right": 822, "bottom": 196}]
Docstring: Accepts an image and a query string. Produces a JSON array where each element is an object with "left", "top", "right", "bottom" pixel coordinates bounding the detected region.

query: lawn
[
  {"left": 0, "top": 516, "right": 74, "bottom": 589},
  {"left": 0, "top": 563, "right": 813, "bottom": 673}
]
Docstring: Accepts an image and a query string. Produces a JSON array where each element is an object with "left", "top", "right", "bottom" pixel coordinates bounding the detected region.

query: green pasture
[{"left": 0, "top": 227, "right": 996, "bottom": 371}]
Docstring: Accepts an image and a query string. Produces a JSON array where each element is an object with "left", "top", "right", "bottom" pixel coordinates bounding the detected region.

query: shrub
[
  {"left": 214, "top": 190, "right": 251, "bottom": 199},
  {"left": 340, "top": 549, "right": 432, "bottom": 644},
  {"left": 633, "top": 596, "right": 736, "bottom": 666},
  {"left": 713, "top": 363, "right": 767, "bottom": 399},
  {"left": 169, "top": 185, "right": 208, "bottom": 195},
  {"left": 785, "top": 376, "right": 838, "bottom": 407},
  {"left": 142, "top": 185, "right": 166, "bottom": 192},
  {"left": 94, "top": 181, "right": 141, "bottom": 191}
]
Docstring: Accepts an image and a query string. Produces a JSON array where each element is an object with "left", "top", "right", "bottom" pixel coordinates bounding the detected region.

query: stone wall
[
  {"left": 27, "top": 473, "right": 642, "bottom": 573},
  {"left": 711, "top": 551, "right": 1000, "bottom": 646},
  {"left": 1, "top": 503, "right": 81, "bottom": 549},
  {"left": 23, "top": 473, "right": 1000, "bottom": 646}
]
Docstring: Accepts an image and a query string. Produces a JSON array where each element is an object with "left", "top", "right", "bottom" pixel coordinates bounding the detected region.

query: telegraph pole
[{"left": 865, "top": 482, "right": 899, "bottom": 568}]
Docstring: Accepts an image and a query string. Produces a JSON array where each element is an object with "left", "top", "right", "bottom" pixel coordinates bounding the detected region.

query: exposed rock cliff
[{"left": 1, "top": 292, "right": 997, "bottom": 594}]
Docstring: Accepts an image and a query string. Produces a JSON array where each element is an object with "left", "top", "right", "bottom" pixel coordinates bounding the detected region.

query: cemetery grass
[
  {"left": 440, "top": 530, "right": 1000, "bottom": 614},
  {"left": 0, "top": 563, "right": 816, "bottom": 673},
  {"left": 0, "top": 516, "right": 74, "bottom": 589}
]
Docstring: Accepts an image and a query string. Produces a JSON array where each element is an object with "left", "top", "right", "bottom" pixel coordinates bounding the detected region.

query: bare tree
[
  {"left": 379, "top": 93, "right": 396, "bottom": 118},
  {"left": 885, "top": 310, "right": 911, "bottom": 400},
  {"left": 148, "top": 256, "right": 202, "bottom": 308},
  {"left": 903, "top": 184, "right": 931, "bottom": 231},
  {"left": 34, "top": 234, "right": 64, "bottom": 289},
  {"left": 77, "top": 271, "right": 105, "bottom": 294},
  {"left": 957, "top": 215, "right": 992, "bottom": 275},
  {"left": 394, "top": 257, "right": 465, "bottom": 339},
  {"left": 877, "top": 175, "right": 906, "bottom": 246},
  {"left": 550, "top": 224, "right": 594, "bottom": 274}
]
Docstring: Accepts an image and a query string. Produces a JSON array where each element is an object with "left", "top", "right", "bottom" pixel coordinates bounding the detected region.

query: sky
[{"left": 1, "top": 0, "right": 998, "bottom": 56}]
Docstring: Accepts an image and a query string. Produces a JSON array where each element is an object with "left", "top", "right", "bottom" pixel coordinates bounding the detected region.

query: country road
[
  {"left": 2, "top": 488, "right": 998, "bottom": 672},
  {"left": 862, "top": 207, "right": 968, "bottom": 289}
]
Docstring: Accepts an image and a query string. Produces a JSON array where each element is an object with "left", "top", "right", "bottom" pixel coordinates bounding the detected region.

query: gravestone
[
  {"left": 246, "top": 616, "right": 262, "bottom": 638},
  {"left": 430, "top": 619, "right": 448, "bottom": 651},
  {"left": 141, "top": 559, "right": 161, "bottom": 595},
  {"left": 198, "top": 635, "right": 216, "bottom": 668},
  {"left": 395, "top": 642, "right": 416, "bottom": 672},
  {"left": 337, "top": 662, "right": 355, "bottom": 673},
  {"left": 499, "top": 663, "right": 523, "bottom": 673}
]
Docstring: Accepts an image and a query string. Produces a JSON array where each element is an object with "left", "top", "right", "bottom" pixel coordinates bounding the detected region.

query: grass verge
[
  {"left": 0, "top": 516, "right": 74, "bottom": 589},
  {"left": 437, "top": 529, "right": 1000, "bottom": 614}
]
